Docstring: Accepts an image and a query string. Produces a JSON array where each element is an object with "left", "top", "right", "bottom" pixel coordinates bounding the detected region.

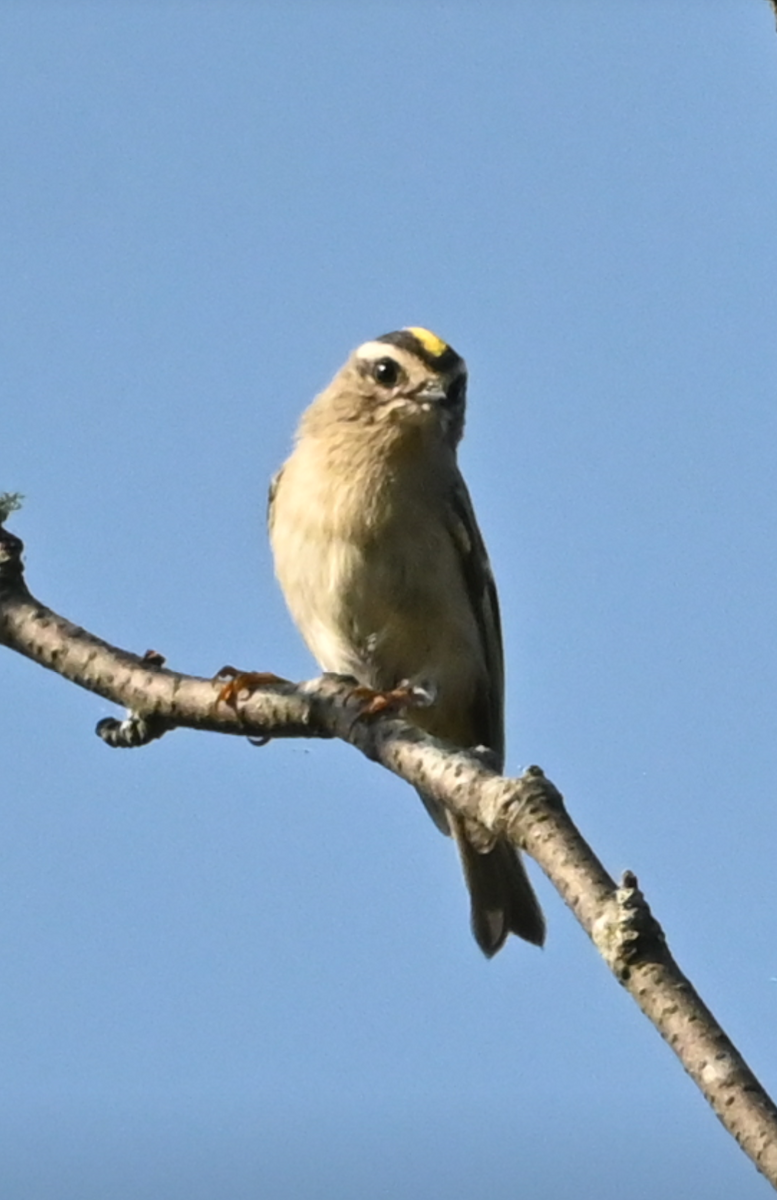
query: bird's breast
[{"left": 269, "top": 438, "right": 484, "bottom": 716}]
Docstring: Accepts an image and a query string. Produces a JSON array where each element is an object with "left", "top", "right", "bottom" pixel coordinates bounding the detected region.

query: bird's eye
[{"left": 372, "top": 357, "right": 401, "bottom": 387}]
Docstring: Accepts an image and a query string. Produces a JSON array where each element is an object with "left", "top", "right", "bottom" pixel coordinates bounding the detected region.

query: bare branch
[
  {"left": 0, "top": 492, "right": 24, "bottom": 523},
  {"left": 2, "top": 522, "right": 777, "bottom": 1189}
]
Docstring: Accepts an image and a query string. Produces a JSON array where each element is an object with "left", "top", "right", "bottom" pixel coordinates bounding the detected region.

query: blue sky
[{"left": 2, "top": 4, "right": 777, "bottom": 1197}]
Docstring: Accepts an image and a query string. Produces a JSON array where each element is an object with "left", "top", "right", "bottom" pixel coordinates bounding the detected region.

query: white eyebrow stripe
[{"left": 354, "top": 340, "right": 398, "bottom": 361}]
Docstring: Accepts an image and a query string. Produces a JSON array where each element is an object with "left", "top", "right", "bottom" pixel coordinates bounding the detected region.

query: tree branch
[{"left": 2, "top": 520, "right": 776, "bottom": 1189}]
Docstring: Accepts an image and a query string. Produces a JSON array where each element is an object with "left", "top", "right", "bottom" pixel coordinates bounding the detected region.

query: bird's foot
[
  {"left": 350, "top": 679, "right": 436, "bottom": 720},
  {"left": 214, "top": 665, "right": 290, "bottom": 711}
]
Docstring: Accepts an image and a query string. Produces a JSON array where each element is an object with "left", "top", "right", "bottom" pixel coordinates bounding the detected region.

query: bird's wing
[{"left": 446, "top": 473, "right": 505, "bottom": 767}]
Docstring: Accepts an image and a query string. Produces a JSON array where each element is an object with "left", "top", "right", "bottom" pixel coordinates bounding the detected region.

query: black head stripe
[{"left": 376, "top": 329, "right": 464, "bottom": 376}]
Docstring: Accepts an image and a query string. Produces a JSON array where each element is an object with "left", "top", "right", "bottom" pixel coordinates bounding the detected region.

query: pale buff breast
[{"left": 269, "top": 435, "right": 486, "bottom": 728}]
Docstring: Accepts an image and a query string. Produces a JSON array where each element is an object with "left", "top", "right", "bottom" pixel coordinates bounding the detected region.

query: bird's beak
[{"left": 418, "top": 380, "right": 449, "bottom": 406}]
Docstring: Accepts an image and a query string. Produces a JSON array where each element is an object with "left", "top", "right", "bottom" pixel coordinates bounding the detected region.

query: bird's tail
[{"left": 450, "top": 816, "right": 546, "bottom": 956}]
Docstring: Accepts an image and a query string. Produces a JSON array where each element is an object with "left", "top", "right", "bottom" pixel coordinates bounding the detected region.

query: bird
[{"left": 268, "top": 327, "right": 545, "bottom": 956}]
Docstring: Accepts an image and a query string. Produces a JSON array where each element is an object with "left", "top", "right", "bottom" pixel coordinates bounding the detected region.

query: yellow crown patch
[{"left": 405, "top": 327, "right": 449, "bottom": 358}]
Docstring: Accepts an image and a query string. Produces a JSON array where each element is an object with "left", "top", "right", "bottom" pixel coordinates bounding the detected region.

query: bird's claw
[
  {"left": 215, "top": 665, "right": 290, "bottom": 711},
  {"left": 349, "top": 680, "right": 436, "bottom": 720}
]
